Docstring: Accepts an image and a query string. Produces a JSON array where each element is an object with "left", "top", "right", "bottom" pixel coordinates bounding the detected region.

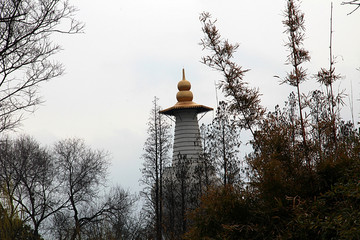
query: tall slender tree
[
  {"left": 199, "top": 12, "right": 264, "bottom": 142},
  {"left": 314, "top": 2, "right": 343, "bottom": 157},
  {"left": 282, "top": 0, "right": 311, "bottom": 165},
  {"left": 140, "top": 97, "right": 172, "bottom": 240}
]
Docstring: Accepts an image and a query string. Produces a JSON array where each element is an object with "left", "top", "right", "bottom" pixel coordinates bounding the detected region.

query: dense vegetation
[{"left": 184, "top": 1, "right": 360, "bottom": 239}]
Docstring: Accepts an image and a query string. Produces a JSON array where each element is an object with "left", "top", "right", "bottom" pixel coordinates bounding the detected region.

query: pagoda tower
[{"left": 160, "top": 69, "right": 212, "bottom": 165}]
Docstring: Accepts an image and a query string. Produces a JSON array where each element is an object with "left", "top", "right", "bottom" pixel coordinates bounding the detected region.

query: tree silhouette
[
  {"left": 140, "top": 97, "right": 172, "bottom": 240},
  {"left": 0, "top": 0, "right": 83, "bottom": 132},
  {"left": 199, "top": 12, "right": 264, "bottom": 140}
]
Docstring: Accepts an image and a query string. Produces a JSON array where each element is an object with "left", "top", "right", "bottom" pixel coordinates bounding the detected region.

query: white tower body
[{"left": 172, "top": 109, "right": 202, "bottom": 165}]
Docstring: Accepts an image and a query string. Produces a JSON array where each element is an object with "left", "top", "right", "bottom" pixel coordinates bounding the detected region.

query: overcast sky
[{"left": 15, "top": 0, "right": 360, "bottom": 193}]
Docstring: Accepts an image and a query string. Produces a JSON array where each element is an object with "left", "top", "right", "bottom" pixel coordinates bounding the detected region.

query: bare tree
[
  {"left": 174, "top": 154, "right": 192, "bottom": 236},
  {"left": 12, "top": 136, "right": 64, "bottom": 237},
  {"left": 204, "top": 101, "right": 242, "bottom": 186},
  {"left": 0, "top": 0, "right": 83, "bottom": 132},
  {"left": 0, "top": 136, "right": 65, "bottom": 238},
  {"left": 1, "top": 136, "right": 143, "bottom": 239},
  {"left": 140, "top": 96, "right": 172, "bottom": 240},
  {"left": 0, "top": 137, "right": 19, "bottom": 220},
  {"left": 81, "top": 186, "right": 143, "bottom": 240},
  {"left": 53, "top": 138, "right": 111, "bottom": 240}
]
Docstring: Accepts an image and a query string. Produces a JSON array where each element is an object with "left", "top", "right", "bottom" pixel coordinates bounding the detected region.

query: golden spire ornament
[{"left": 160, "top": 69, "right": 212, "bottom": 115}]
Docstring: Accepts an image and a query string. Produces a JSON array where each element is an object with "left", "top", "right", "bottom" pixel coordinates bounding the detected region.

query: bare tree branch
[
  {"left": 342, "top": 0, "right": 360, "bottom": 14},
  {"left": 0, "top": 0, "right": 84, "bottom": 132},
  {"left": 199, "top": 12, "right": 265, "bottom": 141}
]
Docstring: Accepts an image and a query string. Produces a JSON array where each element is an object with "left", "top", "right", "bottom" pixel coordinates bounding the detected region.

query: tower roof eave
[{"left": 160, "top": 101, "right": 213, "bottom": 116}]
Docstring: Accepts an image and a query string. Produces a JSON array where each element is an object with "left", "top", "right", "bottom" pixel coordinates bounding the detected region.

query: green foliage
[
  {"left": 185, "top": 185, "right": 255, "bottom": 240},
  {"left": 0, "top": 203, "right": 43, "bottom": 240},
  {"left": 284, "top": 155, "right": 360, "bottom": 240},
  {"left": 187, "top": 139, "right": 360, "bottom": 239}
]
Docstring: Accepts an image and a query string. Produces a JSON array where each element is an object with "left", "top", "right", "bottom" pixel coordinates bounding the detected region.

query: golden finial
[
  {"left": 159, "top": 68, "right": 213, "bottom": 115},
  {"left": 176, "top": 68, "right": 193, "bottom": 102}
]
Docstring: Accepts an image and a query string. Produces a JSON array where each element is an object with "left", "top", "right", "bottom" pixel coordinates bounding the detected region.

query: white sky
[{"left": 15, "top": 0, "right": 360, "bottom": 193}]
